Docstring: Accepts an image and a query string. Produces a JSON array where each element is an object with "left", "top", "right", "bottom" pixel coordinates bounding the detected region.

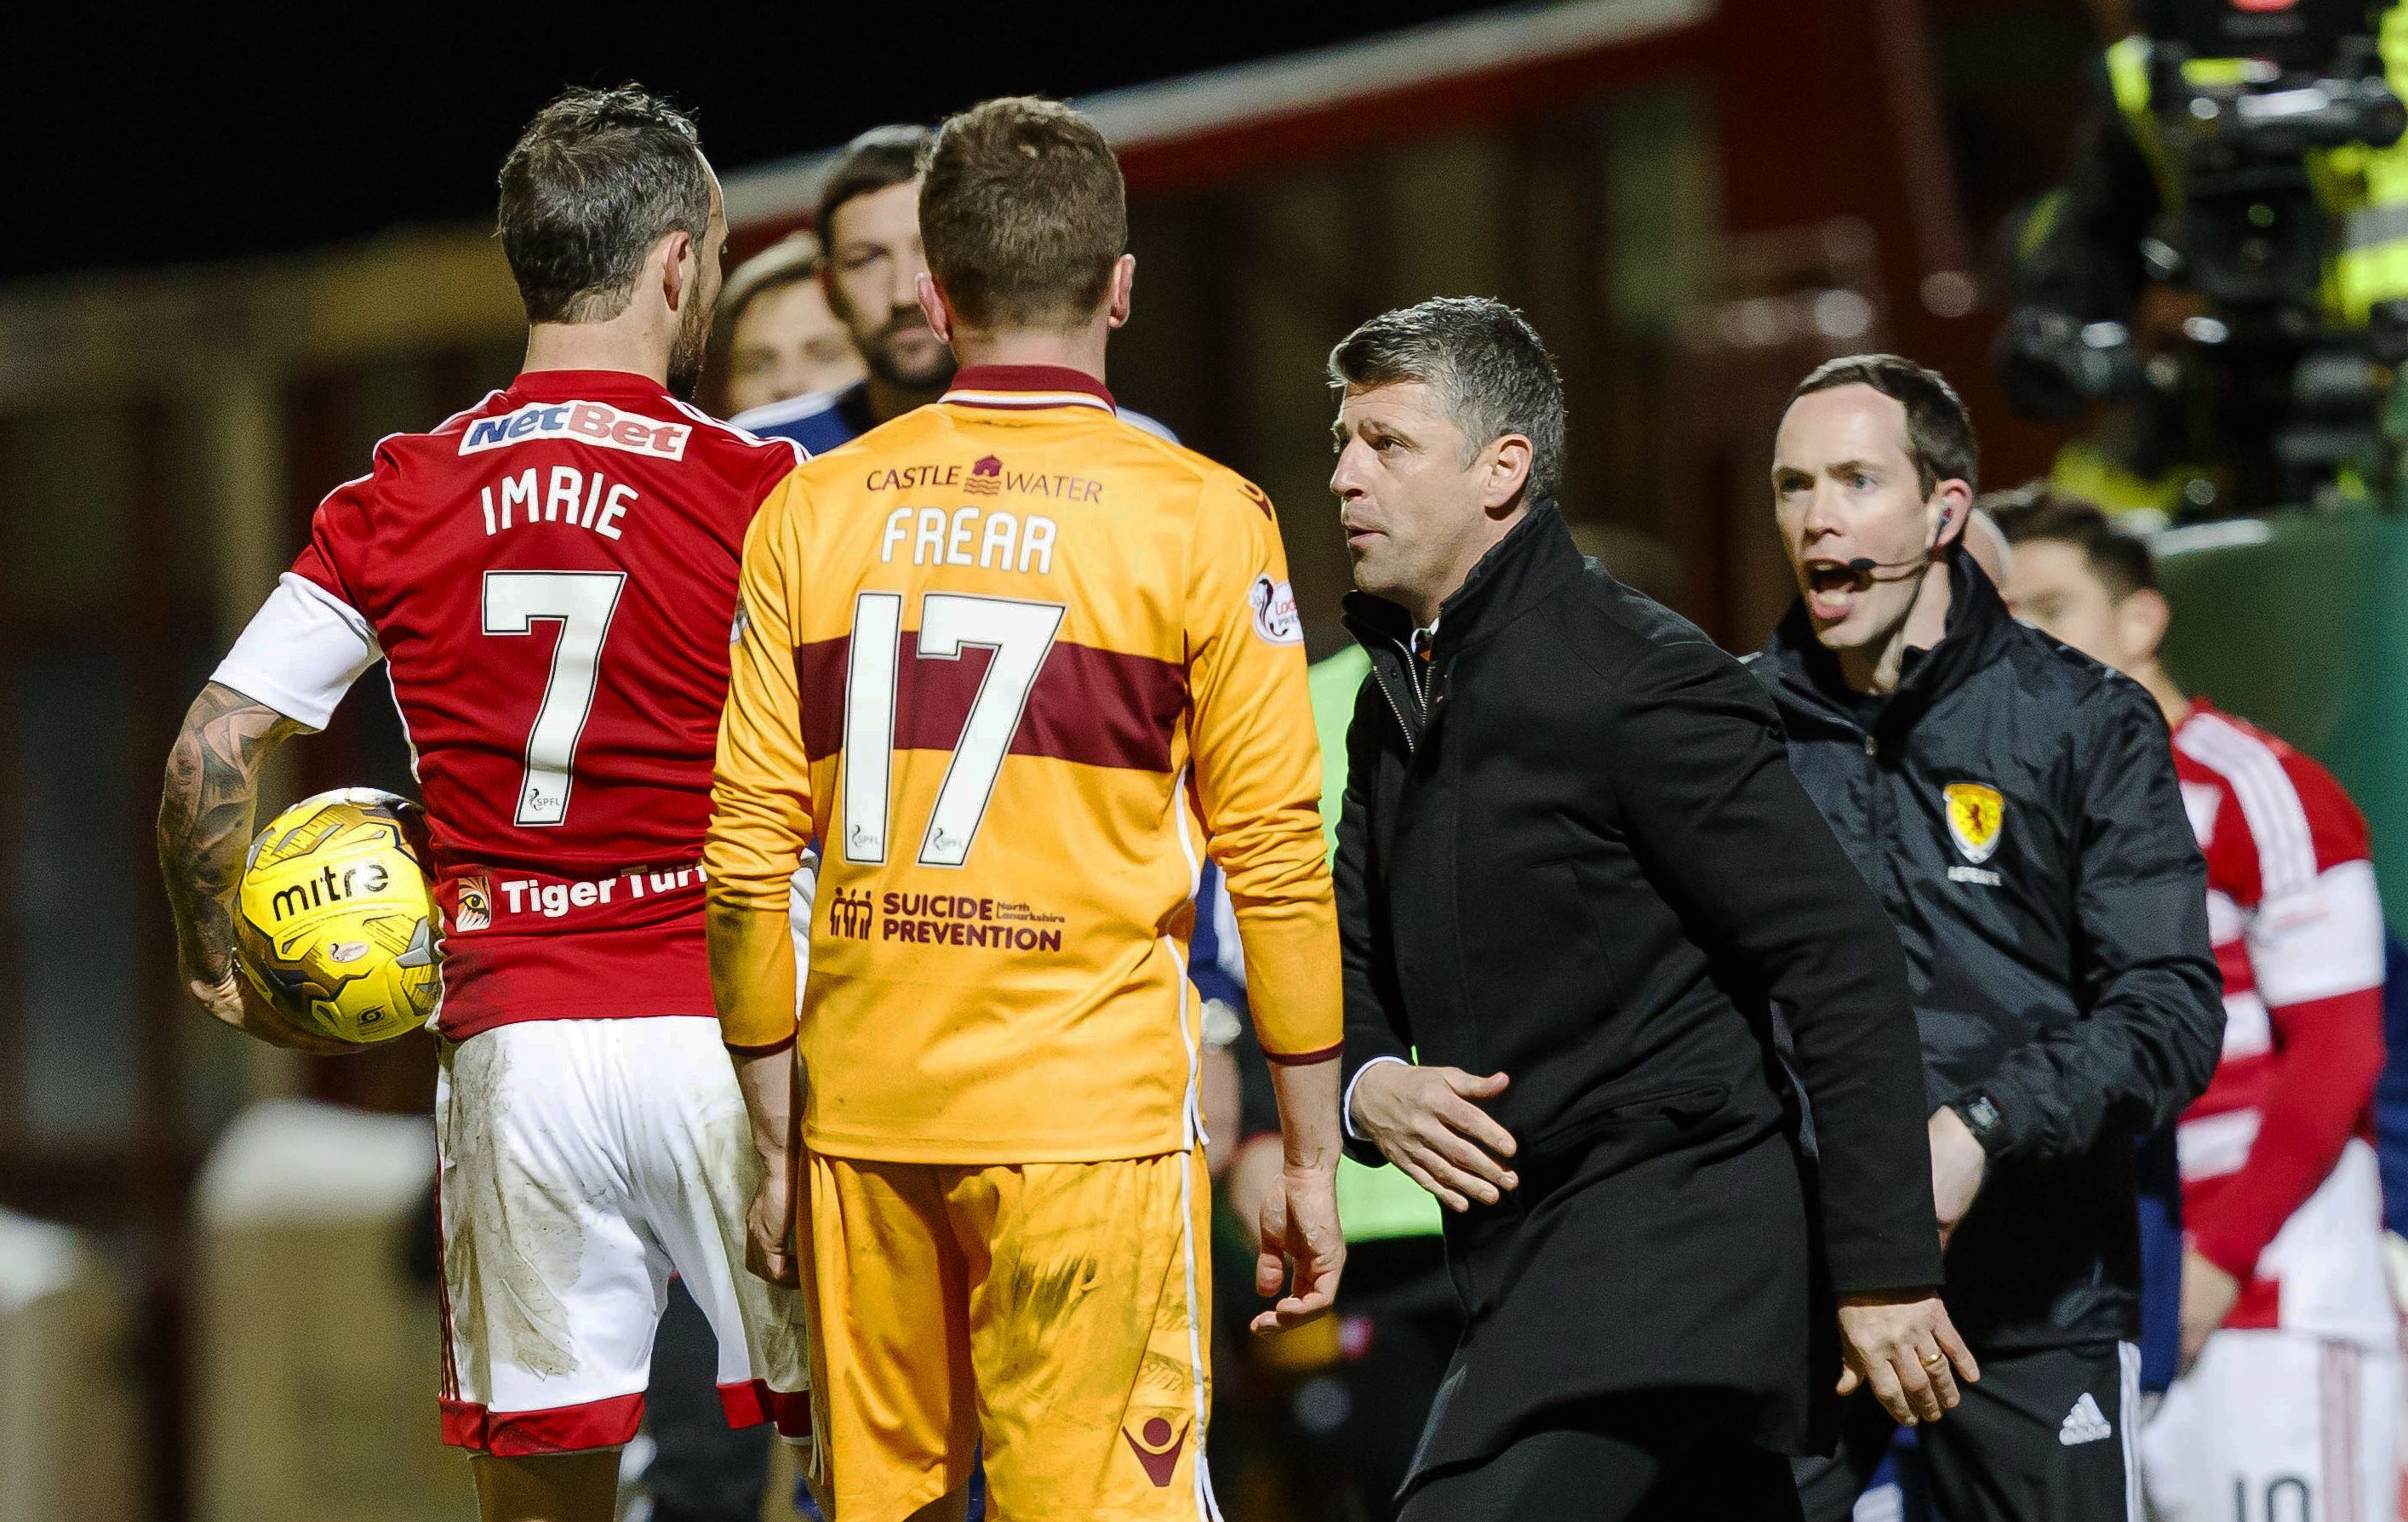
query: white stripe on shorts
[
  {"left": 1177, "top": 1149, "right": 1222, "bottom": 1521},
  {"left": 2119, "top": 1340, "right": 2142, "bottom": 1522}
]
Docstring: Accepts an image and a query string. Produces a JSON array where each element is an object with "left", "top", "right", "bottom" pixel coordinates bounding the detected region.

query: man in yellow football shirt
[{"left": 704, "top": 97, "right": 1346, "bottom": 1522}]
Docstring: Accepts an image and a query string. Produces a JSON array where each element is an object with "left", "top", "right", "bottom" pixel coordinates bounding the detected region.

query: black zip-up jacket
[
  {"left": 1337, "top": 503, "right": 1942, "bottom": 1468},
  {"left": 1748, "top": 553, "right": 2222, "bottom": 1353}
]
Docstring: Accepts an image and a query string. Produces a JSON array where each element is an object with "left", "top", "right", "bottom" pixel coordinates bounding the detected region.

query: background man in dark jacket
[
  {"left": 1330, "top": 296, "right": 1975, "bottom": 1521},
  {"left": 1752, "top": 354, "right": 2223, "bottom": 1522}
]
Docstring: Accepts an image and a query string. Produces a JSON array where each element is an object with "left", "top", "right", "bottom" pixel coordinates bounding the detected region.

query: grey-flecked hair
[
  {"left": 1327, "top": 297, "right": 1565, "bottom": 503},
  {"left": 498, "top": 84, "right": 714, "bottom": 326}
]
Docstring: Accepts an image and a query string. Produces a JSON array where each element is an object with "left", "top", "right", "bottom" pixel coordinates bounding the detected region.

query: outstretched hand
[{"left": 1251, "top": 1164, "right": 1346, "bottom": 1334}]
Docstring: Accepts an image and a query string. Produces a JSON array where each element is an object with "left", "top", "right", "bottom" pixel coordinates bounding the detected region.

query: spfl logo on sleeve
[
  {"left": 1943, "top": 782, "right": 2005, "bottom": 884},
  {"left": 1250, "top": 574, "right": 1302, "bottom": 645}
]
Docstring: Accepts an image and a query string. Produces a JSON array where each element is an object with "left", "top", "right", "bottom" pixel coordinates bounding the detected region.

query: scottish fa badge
[{"left": 1944, "top": 783, "right": 2004, "bottom": 865}]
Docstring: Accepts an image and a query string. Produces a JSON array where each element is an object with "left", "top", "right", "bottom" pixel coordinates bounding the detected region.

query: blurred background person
[
  {"left": 1995, "top": 492, "right": 2400, "bottom": 1522},
  {"left": 736, "top": 123, "right": 1174, "bottom": 453},
  {"left": 715, "top": 232, "right": 865, "bottom": 418},
  {"left": 1753, "top": 356, "right": 2222, "bottom": 1522},
  {"left": 1959, "top": 504, "right": 2011, "bottom": 587},
  {"left": 734, "top": 126, "right": 950, "bottom": 449}
]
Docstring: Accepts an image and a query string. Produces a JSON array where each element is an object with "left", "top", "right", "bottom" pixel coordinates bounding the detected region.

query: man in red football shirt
[
  {"left": 157, "top": 86, "right": 811, "bottom": 1522},
  {"left": 1997, "top": 492, "right": 2399, "bottom": 1522}
]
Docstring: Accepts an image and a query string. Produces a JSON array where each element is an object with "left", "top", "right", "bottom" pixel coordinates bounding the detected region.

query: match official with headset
[
  {"left": 1750, "top": 356, "right": 2222, "bottom": 1521},
  {"left": 1330, "top": 297, "right": 1972, "bottom": 1520}
]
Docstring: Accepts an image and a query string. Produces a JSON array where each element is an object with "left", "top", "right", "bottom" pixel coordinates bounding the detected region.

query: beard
[
  {"left": 666, "top": 290, "right": 713, "bottom": 402},
  {"left": 863, "top": 309, "right": 955, "bottom": 392}
]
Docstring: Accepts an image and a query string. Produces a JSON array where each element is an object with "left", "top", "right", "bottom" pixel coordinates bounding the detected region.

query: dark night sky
[{"left": 13, "top": 2, "right": 1500, "bottom": 283}]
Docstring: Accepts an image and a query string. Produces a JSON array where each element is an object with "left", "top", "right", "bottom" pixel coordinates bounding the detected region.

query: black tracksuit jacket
[
  {"left": 1336, "top": 503, "right": 1942, "bottom": 1469},
  {"left": 1748, "top": 553, "right": 2223, "bottom": 1353}
]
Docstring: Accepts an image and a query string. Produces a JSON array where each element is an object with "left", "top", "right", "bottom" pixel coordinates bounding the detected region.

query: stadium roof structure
[{"left": 722, "top": 0, "right": 1715, "bottom": 237}]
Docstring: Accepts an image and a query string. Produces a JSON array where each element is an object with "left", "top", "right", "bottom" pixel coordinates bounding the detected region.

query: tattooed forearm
[{"left": 158, "top": 682, "right": 305, "bottom": 986}]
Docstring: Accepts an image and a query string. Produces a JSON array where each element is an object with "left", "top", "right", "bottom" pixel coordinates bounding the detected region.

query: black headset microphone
[
  {"left": 1843, "top": 552, "right": 1934, "bottom": 582},
  {"left": 1841, "top": 508, "right": 1955, "bottom": 583}
]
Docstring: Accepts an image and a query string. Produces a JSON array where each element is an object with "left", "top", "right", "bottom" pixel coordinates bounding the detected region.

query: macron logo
[
  {"left": 459, "top": 401, "right": 691, "bottom": 461},
  {"left": 2058, "top": 1392, "right": 2112, "bottom": 1446}
]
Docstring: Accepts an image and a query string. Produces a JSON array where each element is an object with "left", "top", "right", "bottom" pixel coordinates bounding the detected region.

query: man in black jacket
[
  {"left": 1330, "top": 296, "right": 1974, "bottom": 1521},
  {"left": 1753, "top": 354, "right": 2222, "bottom": 1522}
]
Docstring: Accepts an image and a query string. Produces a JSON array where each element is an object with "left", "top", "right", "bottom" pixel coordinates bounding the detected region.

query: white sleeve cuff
[
  {"left": 788, "top": 844, "right": 821, "bottom": 1017},
  {"left": 1343, "top": 1055, "right": 1409, "bottom": 1142},
  {"left": 211, "top": 573, "right": 380, "bottom": 730}
]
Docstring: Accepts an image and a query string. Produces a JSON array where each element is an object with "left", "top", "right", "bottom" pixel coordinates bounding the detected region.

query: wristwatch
[{"left": 1949, "top": 1091, "right": 2006, "bottom": 1154}]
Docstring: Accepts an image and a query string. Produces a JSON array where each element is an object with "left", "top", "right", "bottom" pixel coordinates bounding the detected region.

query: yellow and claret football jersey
[{"left": 706, "top": 364, "right": 1339, "bottom": 1164}]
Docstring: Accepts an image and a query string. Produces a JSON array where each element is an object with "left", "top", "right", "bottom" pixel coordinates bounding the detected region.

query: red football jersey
[
  {"left": 2171, "top": 701, "right": 2394, "bottom": 1347},
  {"left": 228, "top": 369, "right": 801, "bottom": 1039}
]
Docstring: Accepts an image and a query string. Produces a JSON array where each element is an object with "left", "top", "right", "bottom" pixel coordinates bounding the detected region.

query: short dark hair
[
  {"left": 1986, "top": 484, "right": 2157, "bottom": 599},
  {"left": 497, "top": 85, "right": 713, "bottom": 326},
  {"left": 920, "top": 98, "right": 1125, "bottom": 331},
  {"left": 814, "top": 124, "right": 933, "bottom": 249},
  {"left": 1792, "top": 353, "right": 1979, "bottom": 498},
  {"left": 1327, "top": 297, "right": 1567, "bottom": 503}
]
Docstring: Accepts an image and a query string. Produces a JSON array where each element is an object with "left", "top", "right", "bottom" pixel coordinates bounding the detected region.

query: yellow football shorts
[{"left": 799, "top": 1147, "right": 1217, "bottom": 1522}]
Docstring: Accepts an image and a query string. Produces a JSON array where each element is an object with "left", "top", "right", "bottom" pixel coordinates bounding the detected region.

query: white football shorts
[
  {"left": 432, "top": 1016, "right": 809, "bottom": 1456},
  {"left": 2142, "top": 1326, "right": 2401, "bottom": 1522}
]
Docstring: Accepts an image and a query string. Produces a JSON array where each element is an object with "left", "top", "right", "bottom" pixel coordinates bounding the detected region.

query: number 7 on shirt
[{"left": 481, "top": 569, "right": 626, "bottom": 827}]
